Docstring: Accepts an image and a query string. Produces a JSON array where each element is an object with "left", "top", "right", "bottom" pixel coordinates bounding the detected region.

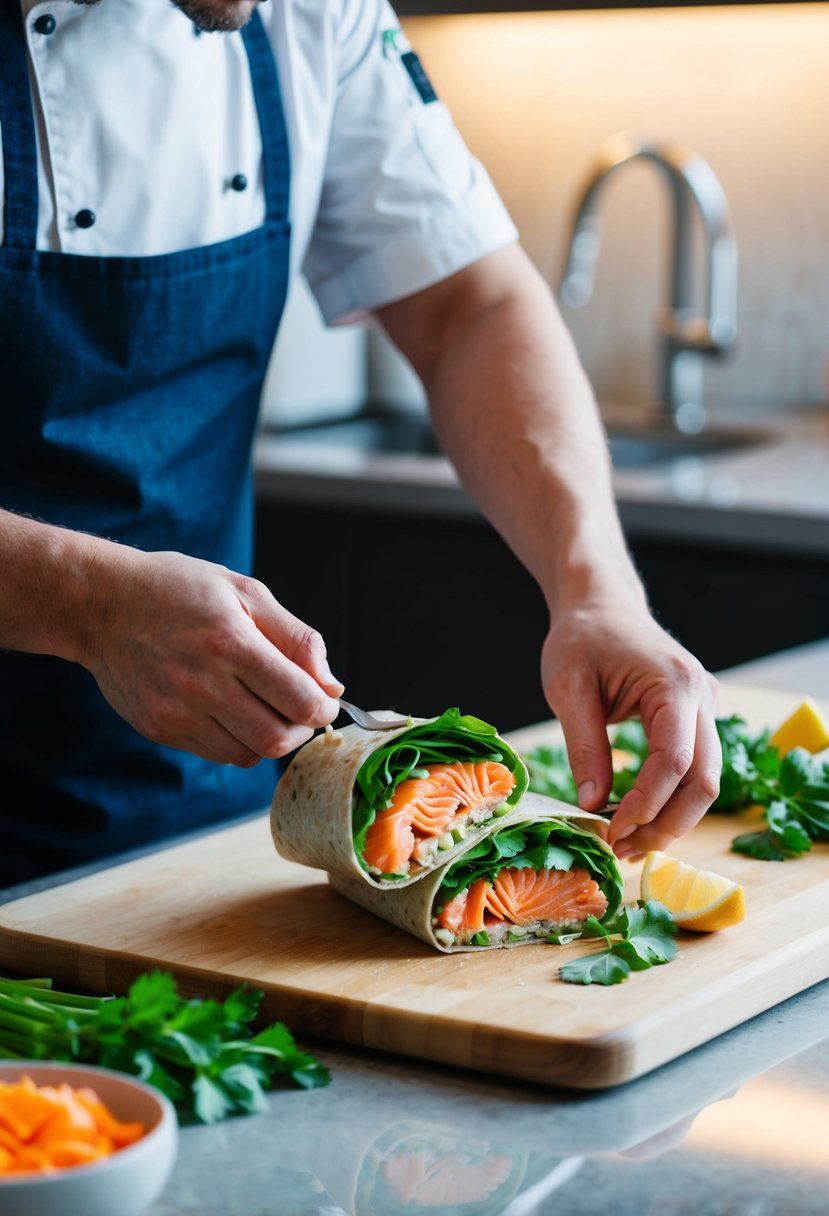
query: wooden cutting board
[{"left": 1, "top": 683, "right": 828, "bottom": 1089}]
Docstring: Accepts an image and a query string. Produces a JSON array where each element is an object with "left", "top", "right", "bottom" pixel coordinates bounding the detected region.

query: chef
[{"left": 0, "top": 0, "right": 721, "bottom": 888}]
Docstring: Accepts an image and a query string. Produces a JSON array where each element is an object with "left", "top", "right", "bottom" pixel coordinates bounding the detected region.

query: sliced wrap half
[
  {"left": 328, "top": 797, "right": 624, "bottom": 953},
  {"left": 270, "top": 708, "right": 529, "bottom": 889}
]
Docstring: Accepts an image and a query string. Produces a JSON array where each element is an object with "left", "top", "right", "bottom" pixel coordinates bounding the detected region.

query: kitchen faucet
[{"left": 560, "top": 133, "right": 737, "bottom": 434}]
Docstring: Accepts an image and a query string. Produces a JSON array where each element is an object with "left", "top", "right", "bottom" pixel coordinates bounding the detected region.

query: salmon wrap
[
  {"left": 328, "top": 801, "right": 624, "bottom": 953},
  {"left": 270, "top": 708, "right": 529, "bottom": 889}
]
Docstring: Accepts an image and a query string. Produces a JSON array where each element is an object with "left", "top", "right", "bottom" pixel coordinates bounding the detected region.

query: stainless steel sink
[
  {"left": 271, "top": 413, "right": 772, "bottom": 470},
  {"left": 604, "top": 423, "right": 771, "bottom": 469}
]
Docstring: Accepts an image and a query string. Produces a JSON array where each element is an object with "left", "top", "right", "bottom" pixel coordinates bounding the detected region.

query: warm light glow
[
  {"left": 683, "top": 1078, "right": 829, "bottom": 1172},
  {"left": 402, "top": 3, "right": 829, "bottom": 415}
]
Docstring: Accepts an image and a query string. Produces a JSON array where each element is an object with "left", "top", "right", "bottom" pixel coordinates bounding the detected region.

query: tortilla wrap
[
  {"left": 328, "top": 799, "right": 622, "bottom": 953},
  {"left": 270, "top": 711, "right": 528, "bottom": 889}
]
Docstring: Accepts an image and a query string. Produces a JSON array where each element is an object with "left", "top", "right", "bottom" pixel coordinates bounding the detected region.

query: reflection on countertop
[
  {"left": 254, "top": 404, "right": 829, "bottom": 556},
  {"left": 148, "top": 979, "right": 829, "bottom": 1216}
]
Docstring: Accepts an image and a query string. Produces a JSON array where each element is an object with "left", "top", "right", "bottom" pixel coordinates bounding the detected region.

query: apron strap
[
  {"left": 242, "top": 10, "right": 291, "bottom": 225},
  {"left": 0, "top": 0, "right": 39, "bottom": 250}
]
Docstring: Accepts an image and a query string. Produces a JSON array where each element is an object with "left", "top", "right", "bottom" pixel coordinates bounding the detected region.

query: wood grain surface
[{"left": 1, "top": 683, "right": 827, "bottom": 1088}]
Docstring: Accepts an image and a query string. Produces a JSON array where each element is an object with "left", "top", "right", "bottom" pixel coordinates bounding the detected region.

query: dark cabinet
[{"left": 255, "top": 499, "right": 829, "bottom": 733}]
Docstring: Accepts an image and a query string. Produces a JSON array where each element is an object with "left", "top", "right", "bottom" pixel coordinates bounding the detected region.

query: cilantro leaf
[
  {"left": 618, "top": 901, "right": 678, "bottom": 966},
  {"left": 560, "top": 951, "right": 630, "bottom": 986},
  {"left": 559, "top": 901, "right": 678, "bottom": 987}
]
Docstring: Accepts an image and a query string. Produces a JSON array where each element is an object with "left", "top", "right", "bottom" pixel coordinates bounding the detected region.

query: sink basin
[
  {"left": 270, "top": 414, "right": 772, "bottom": 470},
  {"left": 604, "top": 423, "right": 771, "bottom": 469}
]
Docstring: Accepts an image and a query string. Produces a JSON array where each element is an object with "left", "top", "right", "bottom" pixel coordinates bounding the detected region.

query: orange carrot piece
[
  {"left": 7, "top": 1143, "right": 54, "bottom": 1174},
  {"left": 0, "top": 1082, "right": 56, "bottom": 1141},
  {"left": 44, "top": 1139, "right": 109, "bottom": 1169},
  {"left": 76, "top": 1091, "right": 146, "bottom": 1146},
  {"left": 34, "top": 1086, "right": 100, "bottom": 1148},
  {"left": 0, "top": 1077, "right": 146, "bottom": 1178}
]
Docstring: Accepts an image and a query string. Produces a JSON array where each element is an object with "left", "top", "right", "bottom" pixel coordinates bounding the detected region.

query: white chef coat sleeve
[{"left": 303, "top": 0, "right": 519, "bottom": 325}]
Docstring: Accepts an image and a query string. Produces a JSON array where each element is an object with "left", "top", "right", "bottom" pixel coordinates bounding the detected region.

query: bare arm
[
  {"left": 0, "top": 509, "right": 342, "bottom": 764},
  {"left": 376, "top": 243, "right": 721, "bottom": 858}
]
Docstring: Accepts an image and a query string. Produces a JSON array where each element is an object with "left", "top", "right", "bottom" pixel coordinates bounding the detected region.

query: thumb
[{"left": 554, "top": 686, "right": 614, "bottom": 811}]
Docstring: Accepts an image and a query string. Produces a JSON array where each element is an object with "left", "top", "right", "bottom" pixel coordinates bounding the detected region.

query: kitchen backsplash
[{"left": 262, "top": 2, "right": 829, "bottom": 426}]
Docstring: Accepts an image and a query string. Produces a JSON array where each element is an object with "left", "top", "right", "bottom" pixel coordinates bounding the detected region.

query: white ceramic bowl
[{"left": 0, "top": 1061, "right": 178, "bottom": 1216}]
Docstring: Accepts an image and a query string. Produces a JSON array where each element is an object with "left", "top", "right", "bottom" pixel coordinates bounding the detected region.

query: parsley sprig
[
  {"left": 558, "top": 900, "right": 678, "bottom": 986},
  {"left": 0, "top": 970, "right": 329, "bottom": 1123},
  {"left": 715, "top": 716, "right": 829, "bottom": 860}
]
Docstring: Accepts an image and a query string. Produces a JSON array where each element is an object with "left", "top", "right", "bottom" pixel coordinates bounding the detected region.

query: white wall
[
  {"left": 260, "top": 278, "right": 368, "bottom": 426},
  {"left": 397, "top": 2, "right": 829, "bottom": 420}
]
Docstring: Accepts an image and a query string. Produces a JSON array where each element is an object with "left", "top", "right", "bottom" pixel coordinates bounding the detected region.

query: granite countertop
[
  {"left": 3, "top": 638, "right": 829, "bottom": 1214},
  {"left": 254, "top": 404, "right": 829, "bottom": 557}
]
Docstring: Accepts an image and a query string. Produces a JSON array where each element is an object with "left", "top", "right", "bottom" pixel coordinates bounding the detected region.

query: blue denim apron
[{"left": 0, "top": 6, "right": 291, "bottom": 883}]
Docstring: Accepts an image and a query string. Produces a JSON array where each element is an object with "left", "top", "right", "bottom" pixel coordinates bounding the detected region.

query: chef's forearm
[
  {"left": 380, "top": 245, "right": 647, "bottom": 616},
  {"left": 0, "top": 508, "right": 117, "bottom": 662}
]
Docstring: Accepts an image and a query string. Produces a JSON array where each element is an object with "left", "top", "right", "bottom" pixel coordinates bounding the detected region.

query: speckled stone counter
[{"left": 3, "top": 639, "right": 829, "bottom": 1215}]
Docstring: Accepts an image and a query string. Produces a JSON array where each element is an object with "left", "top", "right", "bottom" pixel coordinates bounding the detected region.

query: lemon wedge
[
  {"left": 769, "top": 698, "right": 829, "bottom": 756},
  {"left": 640, "top": 850, "right": 745, "bottom": 932}
]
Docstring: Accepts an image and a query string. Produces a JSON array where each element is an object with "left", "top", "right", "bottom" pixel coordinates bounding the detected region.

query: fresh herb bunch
[
  {"left": 558, "top": 900, "right": 678, "bottom": 986},
  {"left": 0, "top": 971, "right": 329, "bottom": 1124},
  {"left": 714, "top": 716, "right": 829, "bottom": 860},
  {"left": 524, "top": 715, "right": 829, "bottom": 861}
]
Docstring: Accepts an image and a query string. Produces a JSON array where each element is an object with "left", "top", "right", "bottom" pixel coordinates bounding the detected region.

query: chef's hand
[
  {"left": 541, "top": 599, "right": 721, "bottom": 860},
  {"left": 79, "top": 549, "right": 343, "bottom": 766}
]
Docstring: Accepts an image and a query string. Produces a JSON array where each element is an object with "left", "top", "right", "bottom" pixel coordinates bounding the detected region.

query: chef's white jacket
[{"left": 5, "top": 0, "right": 518, "bottom": 323}]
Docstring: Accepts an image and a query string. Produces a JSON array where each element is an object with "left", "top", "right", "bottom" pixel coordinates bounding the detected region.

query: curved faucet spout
[{"left": 560, "top": 133, "right": 738, "bottom": 433}]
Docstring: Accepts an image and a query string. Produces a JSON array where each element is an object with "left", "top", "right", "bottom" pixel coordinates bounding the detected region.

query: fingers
[
  {"left": 88, "top": 553, "right": 344, "bottom": 766},
  {"left": 237, "top": 631, "right": 342, "bottom": 734},
  {"left": 221, "top": 575, "right": 344, "bottom": 735},
  {"left": 245, "top": 583, "right": 344, "bottom": 697},
  {"left": 552, "top": 682, "right": 615, "bottom": 812},
  {"left": 175, "top": 713, "right": 316, "bottom": 767},
  {"left": 607, "top": 691, "right": 698, "bottom": 848},
  {"left": 541, "top": 602, "right": 720, "bottom": 862},
  {"left": 612, "top": 696, "right": 722, "bottom": 860}
]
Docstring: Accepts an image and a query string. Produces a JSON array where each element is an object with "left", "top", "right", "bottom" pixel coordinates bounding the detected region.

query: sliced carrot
[
  {"left": 9, "top": 1143, "right": 54, "bottom": 1173},
  {"left": 0, "top": 1076, "right": 146, "bottom": 1177},
  {"left": 44, "top": 1139, "right": 110, "bottom": 1169},
  {"left": 76, "top": 1090, "right": 145, "bottom": 1147},
  {"left": 0, "top": 1081, "right": 56, "bottom": 1141},
  {"left": 34, "top": 1083, "right": 100, "bottom": 1146}
]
